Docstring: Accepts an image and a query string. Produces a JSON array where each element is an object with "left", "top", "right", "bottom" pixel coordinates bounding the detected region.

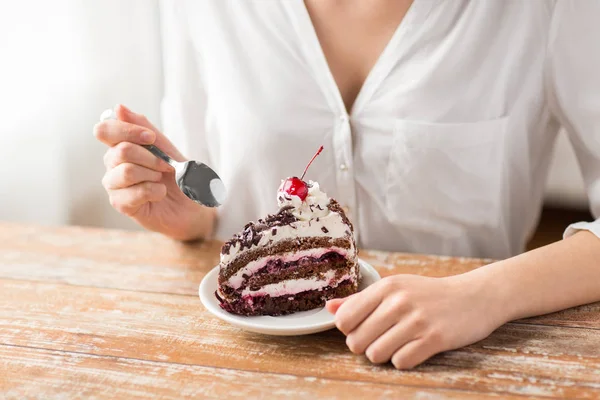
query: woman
[{"left": 94, "top": 1, "right": 600, "bottom": 369}]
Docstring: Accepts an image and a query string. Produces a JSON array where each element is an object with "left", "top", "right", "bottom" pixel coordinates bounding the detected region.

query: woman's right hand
[{"left": 94, "top": 104, "right": 215, "bottom": 241}]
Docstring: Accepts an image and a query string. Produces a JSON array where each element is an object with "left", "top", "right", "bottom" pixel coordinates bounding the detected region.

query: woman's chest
[{"left": 186, "top": 1, "right": 552, "bottom": 137}]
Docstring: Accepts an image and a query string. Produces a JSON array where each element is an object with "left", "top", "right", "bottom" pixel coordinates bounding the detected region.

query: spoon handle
[{"left": 143, "top": 145, "right": 176, "bottom": 167}]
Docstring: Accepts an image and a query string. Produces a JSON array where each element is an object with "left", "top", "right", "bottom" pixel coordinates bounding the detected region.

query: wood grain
[
  {"left": 1, "top": 223, "right": 597, "bottom": 331},
  {"left": 1, "top": 222, "right": 599, "bottom": 399},
  {"left": 1, "top": 278, "right": 599, "bottom": 398},
  {"left": 1, "top": 345, "right": 537, "bottom": 400},
  {"left": 0, "top": 223, "right": 220, "bottom": 295}
]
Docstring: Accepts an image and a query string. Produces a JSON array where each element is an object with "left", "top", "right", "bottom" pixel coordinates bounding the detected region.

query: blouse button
[
  {"left": 339, "top": 114, "right": 349, "bottom": 123},
  {"left": 339, "top": 163, "right": 348, "bottom": 171}
]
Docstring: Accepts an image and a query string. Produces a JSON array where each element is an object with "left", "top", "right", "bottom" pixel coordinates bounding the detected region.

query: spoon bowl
[
  {"left": 100, "top": 109, "right": 226, "bottom": 208},
  {"left": 179, "top": 161, "right": 226, "bottom": 208},
  {"left": 144, "top": 145, "right": 226, "bottom": 208}
]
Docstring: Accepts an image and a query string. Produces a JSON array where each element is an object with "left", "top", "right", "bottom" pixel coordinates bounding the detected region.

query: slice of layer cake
[{"left": 215, "top": 147, "right": 359, "bottom": 316}]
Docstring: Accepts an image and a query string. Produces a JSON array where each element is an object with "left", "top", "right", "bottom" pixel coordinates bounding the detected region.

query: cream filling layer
[
  {"left": 241, "top": 269, "right": 355, "bottom": 298},
  {"left": 227, "top": 246, "right": 354, "bottom": 289}
]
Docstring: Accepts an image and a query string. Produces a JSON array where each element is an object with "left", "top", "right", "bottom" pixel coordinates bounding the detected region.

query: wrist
[
  {"left": 173, "top": 205, "right": 217, "bottom": 242},
  {"left": 453, "top": 261, "right": 517, "bottom": 327},
  {"left": 190, "top": 206, "right": 217, "bottom": 241}
]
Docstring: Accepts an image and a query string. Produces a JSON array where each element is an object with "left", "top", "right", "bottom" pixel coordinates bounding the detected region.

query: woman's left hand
[{"left": 326, "top": 272, "right": 506, "bottom": 369}]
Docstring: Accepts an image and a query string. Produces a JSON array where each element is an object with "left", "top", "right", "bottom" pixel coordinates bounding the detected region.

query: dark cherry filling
[
  {"left": 237, "top": 251, "right": 348, "bottom": 291},
  {"left": 242, "top": 279, "right": 352, "bottom": 305},
  {"left": 255, "top": 251, "right": 345, "bottom": 275}
]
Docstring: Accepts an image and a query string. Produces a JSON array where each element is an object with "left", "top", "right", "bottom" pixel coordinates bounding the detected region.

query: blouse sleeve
[
  {"left": 546, "top": 1, "right": 600, "bottom": 239},
  {"left": 159, "top": 1, "right": 212, "bottom": 165}
]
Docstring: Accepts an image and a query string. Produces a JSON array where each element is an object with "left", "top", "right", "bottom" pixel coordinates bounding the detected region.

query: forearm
[{"left": 470, "top": 231, "right": 600, "bottom": 323}]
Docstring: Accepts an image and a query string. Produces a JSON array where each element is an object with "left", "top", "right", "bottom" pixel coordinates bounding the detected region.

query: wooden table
[{"left": 0, "top": 223, "right": 599, "bottom": 399}]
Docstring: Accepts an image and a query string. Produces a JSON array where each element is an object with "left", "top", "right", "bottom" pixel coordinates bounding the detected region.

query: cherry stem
[{"left": 300, "top": 145, "right": 324, "bottom": 181}]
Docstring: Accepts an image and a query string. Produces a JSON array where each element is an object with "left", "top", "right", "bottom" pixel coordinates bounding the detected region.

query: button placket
[{"left": 332, "top": 115, "right": 358, "bottom": 242}]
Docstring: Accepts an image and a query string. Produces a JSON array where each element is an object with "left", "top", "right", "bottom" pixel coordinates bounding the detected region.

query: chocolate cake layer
[
  {"left": 216, "top": 279, "right": 358, "bottom": 316},
  {"left": 219, "top": 236, "right": 352, "bottom": 281}
]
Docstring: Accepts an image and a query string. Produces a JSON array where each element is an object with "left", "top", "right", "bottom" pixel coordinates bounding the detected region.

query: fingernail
[
  {"left": 116, "top": 104, "right": 130, "bottom": 113},
  {"left": 163, "top": 162, "right": 175, "bottom": 172},
  {"left": 141, "top": 131, "right": 155, "bottom": 144}
]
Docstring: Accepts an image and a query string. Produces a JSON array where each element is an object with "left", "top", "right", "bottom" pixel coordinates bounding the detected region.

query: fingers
[
  {"left": 325, "top": 295, "right": 353, "bottom": 314},
  {"left": 108, "top": 182, "right": 167, "bottom": 217},
  {"left": 325, "top": 300, "right": 341, "bottom": 314},
  {"left": 345, "top": 302, "right": 402, "bottom": 355},
  {"left": 391, "top": 339, "right": 433, "bottom": 370},
  {"left": 102, "top": 163, "right": 163, "bottom": 190},
  {"left": 365, "top": 317, "right": 422, "bottom": 364},
  {"left": 334, "top": 289, "right": 382, "bottom": 335},
  {"left": 104, "top": 142, "right": 173, "bottom": 173},
  {"left": 96, "top": 104, "right": 186, "bottom": 162},
  {"left": 115, "top": 104, "right": 160, "bottom": 133},
  {"left": 115, "top": 104, "right": 186, "bottom": 161},
  {"left": 94, "top": 119, "right": 156, "bottom": 146}
]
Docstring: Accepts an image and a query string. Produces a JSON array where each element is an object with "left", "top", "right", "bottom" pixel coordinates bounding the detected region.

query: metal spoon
[{"left": 100, "top": 108, "right": 226, "bottom": 208}]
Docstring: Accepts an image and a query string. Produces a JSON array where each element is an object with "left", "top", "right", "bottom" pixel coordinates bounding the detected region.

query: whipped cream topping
[
  {"left": 220, "top": 180, "right": 353, "bottom": 265},
  {"left": 277, "top": 180, "right": 330, "bottom": 221},
  {"left": 220, "top": 212, "right": 352, "bottom": 265}
]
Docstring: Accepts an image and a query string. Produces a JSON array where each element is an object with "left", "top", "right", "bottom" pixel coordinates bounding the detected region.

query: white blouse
[{"left": 160, "top": 0, "right": 600, "bottom": 259}]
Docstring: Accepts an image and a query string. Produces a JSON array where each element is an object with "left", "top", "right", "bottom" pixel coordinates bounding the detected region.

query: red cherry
[
  {"left": 280, "top": 146, "right": 324, "bottom": 201},
  {"left": 281, "top": 177, "right": 308, "bottom": 200}
]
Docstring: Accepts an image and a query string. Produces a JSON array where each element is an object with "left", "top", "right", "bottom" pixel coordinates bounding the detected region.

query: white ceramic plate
[{"left": 199, "top": 259, "right": 381, "bottom": 336}]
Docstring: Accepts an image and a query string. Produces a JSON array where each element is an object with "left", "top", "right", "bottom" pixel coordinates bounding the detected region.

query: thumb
[{"left": 325, "top": 297, "right": 349, "bottom": 314}]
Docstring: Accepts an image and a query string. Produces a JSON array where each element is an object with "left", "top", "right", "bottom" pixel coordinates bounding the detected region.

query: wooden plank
[
  {"left": 0, "top": 223, "right": 221, "bottom": 295},
  {"left": 0, "top": 345, "right": 534, "bottom": 400},
  {"left": 517, "top": 303, "right": 600, "bottom": 330},
  {"left": 359, "top": 249, "right": 494, "bottom": 277},
  {"left": 1, "top": 223, "right": 598, "bottom": 330},
  {"left": 0, "top": 223, "right": 491, "bottom": 284},
  {"left": 1, "top": 279, "right": 599, "bottom": 399}
]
